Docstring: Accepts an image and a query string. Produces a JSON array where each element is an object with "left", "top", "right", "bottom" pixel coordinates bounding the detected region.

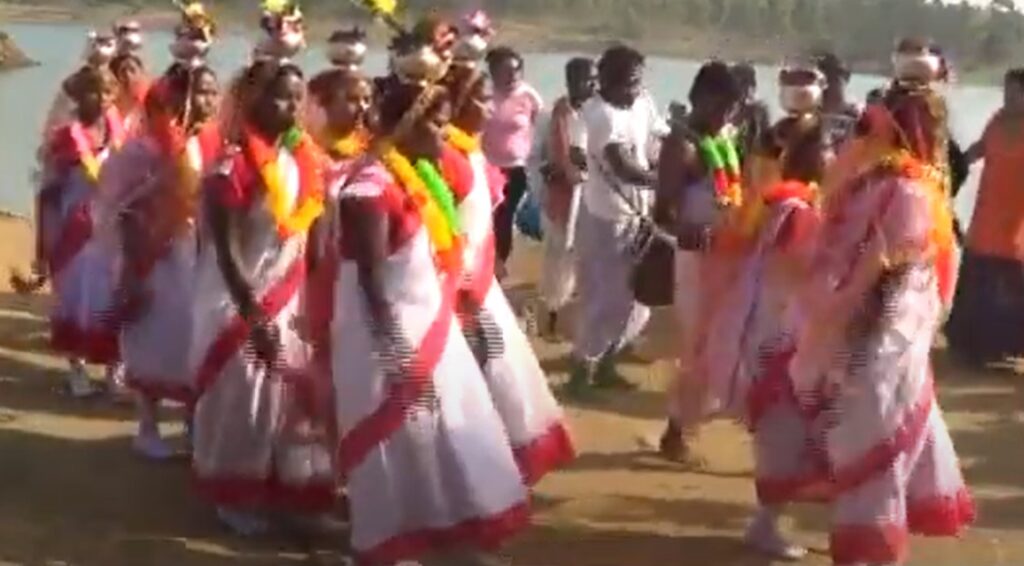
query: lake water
[{"left": 0, "top": 21, "right": 1003, "bottom": 224}]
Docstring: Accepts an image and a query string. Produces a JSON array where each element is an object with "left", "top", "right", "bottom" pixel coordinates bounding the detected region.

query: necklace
[
  {"left": 327, "top": 127, "right": 370, "bottom": 159},
  {"left": 381, "top": 144, "right": 463, "bottom": 274},
  {"left": 244, "top": 126, "right": 325, "bottom": 238},
  {"left": 871, "top": 149, "right": 955, "bottom": 301},
  {"left": 69, "top": 109, "right": 125, "bottom": 184},
  {"left": 697, "top": 133, "right": 743, "bottom": 208}
]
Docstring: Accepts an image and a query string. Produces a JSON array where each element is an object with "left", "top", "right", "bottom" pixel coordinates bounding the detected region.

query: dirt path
[{"left": 1, "top": 216, "right": 1022, "bottom": 566}]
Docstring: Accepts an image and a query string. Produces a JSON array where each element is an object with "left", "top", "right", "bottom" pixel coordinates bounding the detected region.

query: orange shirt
[{"left": 968, "top": 110, "right": 1024, "bottom": 260}]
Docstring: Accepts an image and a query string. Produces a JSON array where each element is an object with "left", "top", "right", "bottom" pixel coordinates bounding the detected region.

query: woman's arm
[
  {"left": 528, "top": 85, "right": 544, "bottom": 125},
  {"left": 948, "top": 138, "right": 969, "bottom": 198},
  {"left": 339, "top": 196, "right": 393, "bottom": 330},
  {"left": 118, "top": 208, "right": 144, "bottom": 284},
  {"left": 548, "top": 100, "right": 578, "bottom": 182},
  {"left": 655, "top": 132, "right": 685, "bottom": 227},
  {"left": 964, "top": 140, "right": 984, "bottom": 166},
  {"left": 966, "top": 115, "right": 996, "bottom": 166},
  {"left": 209, "top": 196, "right": 257, "bottom": 320},
  {"left": 209, "top": 189, "right": 282, "bottom": 366},
  {"left": 673, "top": 139, "right": 711, "bottom": 250},
  {"left": 34, "top": 133, "right": 69, "bottom": 274}
]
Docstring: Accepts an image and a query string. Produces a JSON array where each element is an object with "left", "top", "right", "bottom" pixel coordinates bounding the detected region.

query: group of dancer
[
  {"left": 22, "top": 0, "right": 985, "bottom": 562},
  {"left": 534, "top": 39, "right": 977, "bottom": 566},
  {"left": 28, "top": 2, "right": 575, "bottom": 564}
]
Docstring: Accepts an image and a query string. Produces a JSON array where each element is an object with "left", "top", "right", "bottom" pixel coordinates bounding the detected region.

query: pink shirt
[{"left": 482, "top": 82, "right": 543, "bottom": 169}]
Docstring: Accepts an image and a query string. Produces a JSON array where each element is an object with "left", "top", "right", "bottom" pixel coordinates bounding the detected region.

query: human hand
[
  {"left": 677, "top": 224, "right": 711, "bottom": 251},
  {"left": 248, "top": 319, "right": 281, "bottom": 370}
]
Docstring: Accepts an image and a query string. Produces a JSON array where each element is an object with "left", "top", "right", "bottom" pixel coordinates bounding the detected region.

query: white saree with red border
[
  {"left": 787, "top": 172, "right": 974, "bottom": 565},
  {"left": 188, "top": 143, "right": 334, "bottom": 513},
  {"left": 101, "top": 128, "right": 221, "bottom": 405},
  {"left": 443, "top": 145, "right": 574, "bottom": 486},
  {"left": 38, "top": 112, "right": 125, "bottom": 364},
  {"left": 331, "top": 161, "right": 529, "bottom": 565}
]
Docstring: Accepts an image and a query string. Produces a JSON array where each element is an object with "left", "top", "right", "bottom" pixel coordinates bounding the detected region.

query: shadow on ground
[{"left": 0, "top": 428, "right": 350, "bottom": 565}]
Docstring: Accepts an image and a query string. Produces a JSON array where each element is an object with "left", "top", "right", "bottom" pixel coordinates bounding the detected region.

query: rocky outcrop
[{"left": 0, "top": 31, "right": 36, "bottom": 71}]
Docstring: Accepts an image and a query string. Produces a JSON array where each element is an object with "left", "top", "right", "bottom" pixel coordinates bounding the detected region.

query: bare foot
[
  {"left": 744, "top": 509, "right": 808, "bottom": 562},
  {"left": 635, "top": 429, "right": 705, "bottom": 469}
]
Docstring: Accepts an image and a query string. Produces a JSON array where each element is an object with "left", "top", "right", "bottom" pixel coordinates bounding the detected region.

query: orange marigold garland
[
  {"left": 244, "top": 125, "right": 325, "bottom": 238},
  {"left": 875, "top": 149, "right": 956, "bottom": 303},
  {"left": 716, "top": 180, "right": 819, "bottom": 255}
]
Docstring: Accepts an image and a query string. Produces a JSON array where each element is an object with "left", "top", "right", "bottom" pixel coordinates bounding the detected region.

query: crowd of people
[{"left": 22, "top": 0, "right": 1020, "bottom": 563}]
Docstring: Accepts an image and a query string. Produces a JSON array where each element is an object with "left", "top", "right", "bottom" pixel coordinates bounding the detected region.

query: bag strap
[
  {"left": 591, "top": 151, "right": 676, "bottom": 256},
  {"left": 590, "top": 148, "right": 648, "bottom": 218}
]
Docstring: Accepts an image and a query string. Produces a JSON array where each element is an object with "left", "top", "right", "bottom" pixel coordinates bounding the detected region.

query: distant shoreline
[
  {"left": 0, "top": 2, "right": 1005, "bottom": 84},
  {"left": 0, "top": 208, "right": 28, "bottom": 221},
  {"left": 0, "top": 2, "right": 838, "bottom": 71}
]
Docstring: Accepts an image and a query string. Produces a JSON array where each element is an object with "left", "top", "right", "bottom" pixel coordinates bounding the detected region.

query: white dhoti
[
  {"left": 573, "top": 206, "right": 650, "bottom": 362},
  {"left": 539, "top": 186, "right": 582, "bottom": 312}
]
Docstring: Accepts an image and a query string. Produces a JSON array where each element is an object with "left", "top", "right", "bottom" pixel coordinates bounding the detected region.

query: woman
[
  {"left": 329, "top": 35, "right": 530, "bottom": 564},
  {"left": 789, "top": 86, "right": 974, "bottom": 566},
  {"left": 307, "top": 26, "right": 372, "bottom": 161},
  {"left": 482, "top": 46, "right": 543, "bottom": 277},
  {"left": 35, "top": 65, "right": 126, "bottom": 398},
  {"left": 109, "top": 51, "right": 150, "bottom": 136},
  {"left": 946, "top": 68, "right": 1024, "bottom": 366},
  {"left": 443, "top": 54, "right": 574, "bottom": 487},
  {"left": 304, "top": 50, "right": 374, "bottom": 450},
  {"left": 189, "top": 58, "right": 334, "bottom": 534},
  {"left": 539, "top": 57, "right": 595, "bottom": 339},
  {"left": 699, "top": 66, "right": 830, "bottom": 560},
  {"left": 101, "top": 61, "right": 221, "bottom": 459},
  {"left": 41, "top": 32, "right": 118, "bottom": 141},
  {"left": 308, "top": 70, "right": 372, "bottom": 162}
]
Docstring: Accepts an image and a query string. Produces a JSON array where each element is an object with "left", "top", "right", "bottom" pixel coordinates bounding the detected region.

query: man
[
  {"left": 653, "top": 61, "right": 743, "bottom": 463},
  {"left": 539, "top": 57, "right": 595, "bottom": 340},
  {"left": 730, "top": 61, "right": 770, "bottom": 158},
  {"left": 816, "top": 52, "right": 861, "bottom": 148},
  {"left": 568, "top": 44, "right": 668, "bottom": 395}
]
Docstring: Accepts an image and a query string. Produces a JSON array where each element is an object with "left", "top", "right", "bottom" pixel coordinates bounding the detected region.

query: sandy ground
[{"left": 1, "top": 214, "right": 1024, "bottom": 566}]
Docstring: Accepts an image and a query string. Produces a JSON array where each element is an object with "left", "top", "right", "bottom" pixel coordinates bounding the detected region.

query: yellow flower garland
[
  {"left": 328, "top": 128, "right": 370, "bottom": 159},
  {"left": 444, "top": 124, "right": 480, "bottom": 155},
  {"left": 80, "top": 156, "right": 100, "bottom": 184},
  {"left": 247, "top": 128, "right": 326, "bottom": 238},
  {"left": 381, "top": 144, "right": 462, "bottom": 273}
]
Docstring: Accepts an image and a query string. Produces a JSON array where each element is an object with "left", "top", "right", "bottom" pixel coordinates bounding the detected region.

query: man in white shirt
[{"left": 568, "top": 44, "right": 668, "bottom": 396}]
